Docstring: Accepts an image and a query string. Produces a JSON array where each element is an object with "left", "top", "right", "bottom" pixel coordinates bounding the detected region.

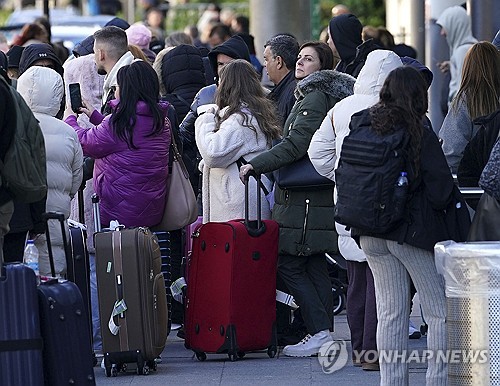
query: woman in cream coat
[
  {"left": 17, "top": 66, "right": 83, "bottom": 276},
  {"left": 195, "top": 59, "right": 280, "bottom": 223}
]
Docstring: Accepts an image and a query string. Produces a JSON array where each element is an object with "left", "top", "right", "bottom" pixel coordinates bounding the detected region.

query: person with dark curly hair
[{"left": 353, "top": 66, "right": 457, "bottom": 385}]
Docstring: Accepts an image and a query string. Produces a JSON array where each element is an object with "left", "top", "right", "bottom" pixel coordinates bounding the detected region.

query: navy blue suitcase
[
  {"left": 0, "top": 263, "right": 44, "bottom": 386},
  {"left": 39, "top": 212, "right": 95, "bottom": 386}
]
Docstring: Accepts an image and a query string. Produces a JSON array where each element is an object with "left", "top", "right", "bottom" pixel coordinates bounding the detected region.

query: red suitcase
[{"left": 184, "top": 173, "right": 279, "bottom": 361}]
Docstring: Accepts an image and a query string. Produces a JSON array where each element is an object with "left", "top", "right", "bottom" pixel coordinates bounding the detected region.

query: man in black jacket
[{"left": 264, "top": 34, "right": 299, "bottom": 128}]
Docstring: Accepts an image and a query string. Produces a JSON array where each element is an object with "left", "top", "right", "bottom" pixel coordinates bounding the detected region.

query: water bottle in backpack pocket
[{"left": 334, "top": 110, "right": 409, "bottom": 233}]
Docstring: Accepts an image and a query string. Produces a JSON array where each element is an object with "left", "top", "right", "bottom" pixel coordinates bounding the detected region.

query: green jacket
[{"left": 250, "top": 70, "right": 355, "bottom": 256}]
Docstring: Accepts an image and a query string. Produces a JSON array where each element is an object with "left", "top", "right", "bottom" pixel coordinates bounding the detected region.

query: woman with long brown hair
[
  {"left": 195, "top": 59, "right": 281, "bottom": 222},
  {"left": 439, "top": 41, "right": 500, "bottom": 173}
]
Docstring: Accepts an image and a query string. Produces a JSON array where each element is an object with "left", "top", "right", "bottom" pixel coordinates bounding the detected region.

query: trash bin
[{"left": 435, "top": 240, "right": 500, "bottom": 386}]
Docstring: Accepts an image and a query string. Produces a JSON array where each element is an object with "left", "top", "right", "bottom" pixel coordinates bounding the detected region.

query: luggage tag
[
  {"left": 276, "top": 290, "right": 299, "bottom": 309},
  {"left": 170, "top": 277, "right": 187, "bottom": 304},
  {"left": 108, "top": 299, "right": 128, "bottom": 335}
]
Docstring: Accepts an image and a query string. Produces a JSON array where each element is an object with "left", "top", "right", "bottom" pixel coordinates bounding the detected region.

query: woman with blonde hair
[
  {"left": 195, "top": 59, "right": 281, "bottom": 223},
  {"left": 439, "top": 41, "right": 500, "bottom": 174}
]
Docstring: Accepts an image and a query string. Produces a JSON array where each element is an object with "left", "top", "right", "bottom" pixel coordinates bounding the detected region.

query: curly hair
[
  {"left": 370, "top": 66, "right": 429, "bottom": 180},
  {"left": 215, "top": 59, "right": 281, "bottom": 145}
]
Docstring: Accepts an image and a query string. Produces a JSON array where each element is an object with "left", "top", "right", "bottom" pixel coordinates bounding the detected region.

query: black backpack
[
  {"left": 334, "top": 109, "right": 409, "bottom": 233},
  {"left": 0, "top": 76, "right": 47, "bottom": 203}
]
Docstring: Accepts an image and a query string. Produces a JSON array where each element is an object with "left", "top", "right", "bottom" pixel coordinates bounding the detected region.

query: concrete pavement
[{"left": 94, "top": 309, "right": 428, "bottom": 385}]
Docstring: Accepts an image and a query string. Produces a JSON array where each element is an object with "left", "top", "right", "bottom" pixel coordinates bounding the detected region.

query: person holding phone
[{"left": 65, "top": 60, "right": 171, "bottom": 228}]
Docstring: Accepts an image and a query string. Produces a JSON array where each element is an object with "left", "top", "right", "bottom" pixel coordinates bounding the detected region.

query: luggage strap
[
  {"left": 0, "top": 338, "right": 43, "bottom": 352},
  {"left": 276, "top": 290, "right": 299, "bottom": 310},
  {"left": 110, "top": 230, "right": 130, "bottom": 352}
]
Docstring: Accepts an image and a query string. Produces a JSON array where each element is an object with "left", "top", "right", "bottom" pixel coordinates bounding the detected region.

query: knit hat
[
  {"left": 6, "top": 45, "right": 25, "bottom": 69},
  {"left": 105, "top": 17, "right": 130, "bottom": 30},
  {"left": 126, "top": 24, "right": 152, "bottom": 50}
]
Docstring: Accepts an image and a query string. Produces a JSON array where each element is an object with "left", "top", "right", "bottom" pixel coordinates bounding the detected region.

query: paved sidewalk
[{"left": 94, "top": 310, "right": 428, "bottom": 385}]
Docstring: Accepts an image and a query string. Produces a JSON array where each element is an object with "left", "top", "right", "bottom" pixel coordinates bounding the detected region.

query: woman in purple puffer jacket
[{"left": 65, "top": 60, "right": 171, "bottom": 227}]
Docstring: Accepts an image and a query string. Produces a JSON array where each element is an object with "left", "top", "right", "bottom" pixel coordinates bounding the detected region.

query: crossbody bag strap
[{"left": 174, "top": 94, "right": 195, "bottom": 113}]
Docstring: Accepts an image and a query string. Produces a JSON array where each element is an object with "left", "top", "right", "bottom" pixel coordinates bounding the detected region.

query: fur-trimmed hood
[{"left": 295, "top": 69, "right": 355, "bottom": 101}]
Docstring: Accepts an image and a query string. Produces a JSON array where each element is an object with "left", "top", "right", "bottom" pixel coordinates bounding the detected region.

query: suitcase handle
[
  {"left": 244, "top": 171, "right": 267, "bottom": 237},
  {"left": 42, "top": 212, "right": 71, "bottom": 278},
  {"left": 91, "top": 193, "right": 101, "bottom": 233}
]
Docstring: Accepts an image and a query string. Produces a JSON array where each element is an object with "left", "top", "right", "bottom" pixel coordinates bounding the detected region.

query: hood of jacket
[
  {"left": 354, "top": 50, "right": 403, "bottom": 96},
  {"left": 207, "top": 35, "right": 250, "bottom": 81},
  {"left": 17, "top": 66, "right": 64, "bottom": 117},
  {"left": 437, "top": 6, "right": 477, "bottom": 53},
  {"left": 160, "top": 44, "right": 206, "bottom": 95},
  {"left": 329, "top": 14, "right": 363, "bottom": 63},
  {"left": 295, "top": 69, "right": 355, "bottom": 101},
  {"left": 18, "top": 43, "right": 64, "bottom": 78},
  {"left": 400, "top": 56, "right": 433, "bottom": 89}
]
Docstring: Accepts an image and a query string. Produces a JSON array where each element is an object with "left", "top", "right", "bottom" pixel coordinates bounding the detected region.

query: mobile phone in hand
[{"left": 69, "top": 83, "right": 82, "bottom": 114}]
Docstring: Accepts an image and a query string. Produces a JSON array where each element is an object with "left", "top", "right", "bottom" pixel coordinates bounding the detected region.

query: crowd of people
[{"left": 1, "top": 3, "right": 499, "bottom": 386}]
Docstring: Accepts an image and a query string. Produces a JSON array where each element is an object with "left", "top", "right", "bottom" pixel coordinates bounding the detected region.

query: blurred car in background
[{"left": 0, "top": 8, "right": 114, "bottom": 53}]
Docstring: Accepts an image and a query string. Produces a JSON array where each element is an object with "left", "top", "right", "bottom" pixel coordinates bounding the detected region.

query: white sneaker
[
  {"left": 282, "top": 330, "right": 333, "bottom": 357},
  {"left": 409, "top": 320, "right": 421, "bottom": 339}
]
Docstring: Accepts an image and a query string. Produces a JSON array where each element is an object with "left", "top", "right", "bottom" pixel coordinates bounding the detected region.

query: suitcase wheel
[
  {"left": 237, "top": 351, "right": 245, "bottom": 359},
  {"left": 195, "top": 351, "right": 207, "bottom": 361},
  {"left": 104, "top": 364, "right": 118, "bottom": 377},
  {"left": 228, "top": 353, "right": 237, "bottom": 362},
  {"left": 137, "top": 364, "right": 150, "bottom": 375},
  {"left": 146, "top": 360, "right": 157, "bottom": 371},
  {"left": 267, "top": 347, "right": 277, "bottom": 359}
]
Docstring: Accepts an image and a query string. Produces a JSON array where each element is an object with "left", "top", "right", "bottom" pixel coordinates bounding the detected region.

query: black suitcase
[
  {"left": 39, "top": 211, "right": 95, "bottom": 386},
  {"left": 0, "top": 263, "right": 44, "bottom": 386},
  {"left": 67, "top": 218, "right": 92, "bottom": 335}
]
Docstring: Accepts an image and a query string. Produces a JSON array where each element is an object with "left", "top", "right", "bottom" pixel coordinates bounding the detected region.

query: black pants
[
  {"left": 278, "top": 253, "right": 333, "bottom": 335},
  {"left": 3, "top": 231, "right": 27, "bottom": 263},
  {"left": 346, "top": 260, "right": 377, "bottom": 361}
]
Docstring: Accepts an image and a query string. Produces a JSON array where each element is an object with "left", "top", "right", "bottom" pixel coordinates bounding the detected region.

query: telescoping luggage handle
[
  {"left": 42, "top": 212, "right": 70, "bottom": 278},
  {"left": 244, "top": 171, "right": 267, "bottom": 237},
  {"left": 91, "top": 193, "right": 101, "bottom": 233}
]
